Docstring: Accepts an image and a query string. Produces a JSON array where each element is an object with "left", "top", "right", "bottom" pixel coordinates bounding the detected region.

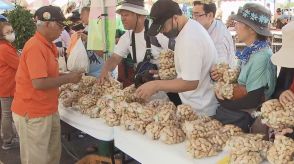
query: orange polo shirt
[
  {"left": 12, "top": 32, "right": 59, "bottom": 118},
  {"left": 0, "top": 40, "right": 19, "bottom": 97}
]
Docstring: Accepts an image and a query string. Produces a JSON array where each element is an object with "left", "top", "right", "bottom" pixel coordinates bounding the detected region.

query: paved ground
[{"left": 0, "top": 121, "right": 139, "bottom": 164}]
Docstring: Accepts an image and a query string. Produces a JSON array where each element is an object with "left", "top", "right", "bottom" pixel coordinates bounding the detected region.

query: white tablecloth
[
  {"left": 59, "top": 104, "right": 114, "bottom": 141},
  {"left": 114, "top": 127, "right": 228, "bottom": 164}
]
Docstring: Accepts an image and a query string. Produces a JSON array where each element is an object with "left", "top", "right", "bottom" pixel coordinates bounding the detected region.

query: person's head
[
  {"left": 0, "top": 22, "right": 15, "bottom": 43},
  {"left": 116, "top": 0, "right": 148, "bottom": 31},
  {"left": 69, "top": 10, "right": 81, "bottom": 23},
  {"left": 80, "top": 7, "right": 90, "bottom": 25},
  {"left": 148, "top": 0, "right": 184, "bottom": 38},
  {"left": 276, "top": 8, "right": 281, "bottom": 14},
  {"left": 232, "top": 3, "right": 271, "bottom": 44},
  {"left": 192, "top": 0, "right": 216, "bottom": 29},
  {"left": 35, "top": 6, "right": 66, "bottom": 42}
]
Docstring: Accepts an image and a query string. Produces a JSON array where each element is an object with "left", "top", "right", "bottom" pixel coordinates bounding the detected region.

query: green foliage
[{"left": 6, "top": 5, "right": 35, "bottom": 49}]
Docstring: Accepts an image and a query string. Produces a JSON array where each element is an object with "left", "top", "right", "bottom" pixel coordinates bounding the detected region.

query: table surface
[
  {"left": 59, "top": 104, "right": 114, "bottom": 141},
  {"left": 59, "top": 104, "right": 270, "bottom": 164},
  {"left": 114, "top": 127, "right": 229, "bottom": 164}
]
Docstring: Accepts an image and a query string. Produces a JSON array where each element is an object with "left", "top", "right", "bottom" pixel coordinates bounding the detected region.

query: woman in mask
[
  {"left": 0, "top": 22, "right": 19, "bottom": 150},
  {"left": 211, "top": 3, "right": 277, "bottom": 133}
]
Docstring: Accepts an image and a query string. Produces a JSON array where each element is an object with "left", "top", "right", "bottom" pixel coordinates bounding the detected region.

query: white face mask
[{"left": 4, "top": 32, "right": 15, "bottom": 43}]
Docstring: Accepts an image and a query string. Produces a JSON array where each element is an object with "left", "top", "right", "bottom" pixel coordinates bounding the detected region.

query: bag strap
[
  {"left": 131, "top": 19, "right": 153, "bottom": 64},
  {"left": 131, "top": 31, "right": 137, "bottom": 63},
  {"left": 143, "top": 19, "right": 153, "bottom": 62}
]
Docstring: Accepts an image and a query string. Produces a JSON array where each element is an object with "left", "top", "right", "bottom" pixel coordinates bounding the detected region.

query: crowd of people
[{"left": 0, "top": 0, "right": 293, "bottom": 163}]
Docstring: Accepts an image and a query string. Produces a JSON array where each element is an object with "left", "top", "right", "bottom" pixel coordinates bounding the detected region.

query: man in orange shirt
[{"left": 11, "top": 6, "right": 83, "bottom": 164}]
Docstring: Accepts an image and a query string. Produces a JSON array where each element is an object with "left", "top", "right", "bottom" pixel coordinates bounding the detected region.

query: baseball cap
[
  {"left": 148, "top": 0, "right": 182, "bottom": 36},
  {"left": 35, "top": 5, "right": 66, "bottom": 25}
]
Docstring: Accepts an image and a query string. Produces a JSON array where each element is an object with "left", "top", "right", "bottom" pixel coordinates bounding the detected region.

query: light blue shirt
[{"left": 238, "top": 47, "right": 277, "bottom": 99}]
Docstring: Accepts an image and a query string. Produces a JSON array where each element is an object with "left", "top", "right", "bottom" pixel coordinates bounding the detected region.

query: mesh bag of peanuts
[
  {"left": 225, "top": 134, "right": 271, "bottom": 164},
  {"left": 78, "top": 94, "right": 98, "bottom": 115},
  {"left": 159, "top": 126, "right": 185, "bottom": 144},
  {"left": 182, "top": 119, "right": 222, "bottom": 139},
  {"left": 100, "top": 108, "right": 120, "bottom": 127},
  {"left": 229, "top": 151, "right": 263, "bottom": 164},
  {"left": 206, "top": 124, "right": 243, "bottom": 151},
  {"left": 214, "top": 63, "right": 229, "bottom": 82},
  {"left": 186, "top": 138, "right": 219, "bottom": 158},
  {"left": 122, "top": 84, "right": 145, "bottom": 103},
  {"left": 176, "top": 104, "right": 197, "bottom": 123},
  {"left": 214, "top": 82, "right": 235, "bottom": 100},
  {"left": 257, "top": 99, "right": 294, "bottom": 130},
  {"left": 158, "top": 50, "right": 177, "bottom": 80},
  {"left": 225, "top": 134, "right": 265, "bottom": 155},
  {"left": 145, "top": 122, "right": 164, "bottom": 140},
  {"left": 154, "top": 108, "right": 179, "bottom": 127},
  {"left": 267, "top": 135, "right": 294, "bottom": 164}
]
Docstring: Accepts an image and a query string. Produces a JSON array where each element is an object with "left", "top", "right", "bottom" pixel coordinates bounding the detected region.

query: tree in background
[{"left": 6, "top": 5, "right": 35, "bottom": 50}]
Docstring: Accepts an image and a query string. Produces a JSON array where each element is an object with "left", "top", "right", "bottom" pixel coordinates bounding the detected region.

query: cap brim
[
  {"left": 232, "top": 15, "right": 272, "bottom": 37},
  {"left": 147, "top": 23, "right": 162, "bottom": 36},
  {"left": 57, "top": 20, "right": 67, "bottom": 26}
]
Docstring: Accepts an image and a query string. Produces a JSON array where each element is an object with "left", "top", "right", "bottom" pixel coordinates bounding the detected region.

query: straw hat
[{"left": 271, "top": 21, "right": 294, "bottom": 68}]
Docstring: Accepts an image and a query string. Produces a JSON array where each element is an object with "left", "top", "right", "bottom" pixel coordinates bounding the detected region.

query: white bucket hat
[
  {"left": 271, "top": 21, "right": 294, "bottom": 68},
  {"left": 116, "top": 0, "right": 148, "bottom": 16}
]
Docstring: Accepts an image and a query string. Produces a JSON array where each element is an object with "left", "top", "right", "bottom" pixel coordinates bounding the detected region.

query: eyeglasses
[{"left": 192, "top": 13, "right": 207, "bottom": 19}]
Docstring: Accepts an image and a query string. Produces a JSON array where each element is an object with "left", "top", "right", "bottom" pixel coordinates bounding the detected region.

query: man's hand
[
  {"left": 135, "top": 81, "right": 158, "bottom": 100},
  {"left": 210, "top": 65, "right": 221, "bottom": 81},
  {"left": 66, "top": 71, "right": 84, "bottom": 84},
  {"left": 97, "top": 71, "right": 109, "bottom": 85},
  {"left": 279, "top": 90, "right": 294, "bottom": 106}
]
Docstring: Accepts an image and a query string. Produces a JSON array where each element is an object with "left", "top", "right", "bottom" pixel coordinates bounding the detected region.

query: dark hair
[
  {"left": 193, "top": 1, "right": 217, "bottom": 17},
  {"left": 276, "top": 8, "right": 281, "bottom": 13},
  {"left": 0, "top": 22, "right": 11, "bottom": 40}
]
